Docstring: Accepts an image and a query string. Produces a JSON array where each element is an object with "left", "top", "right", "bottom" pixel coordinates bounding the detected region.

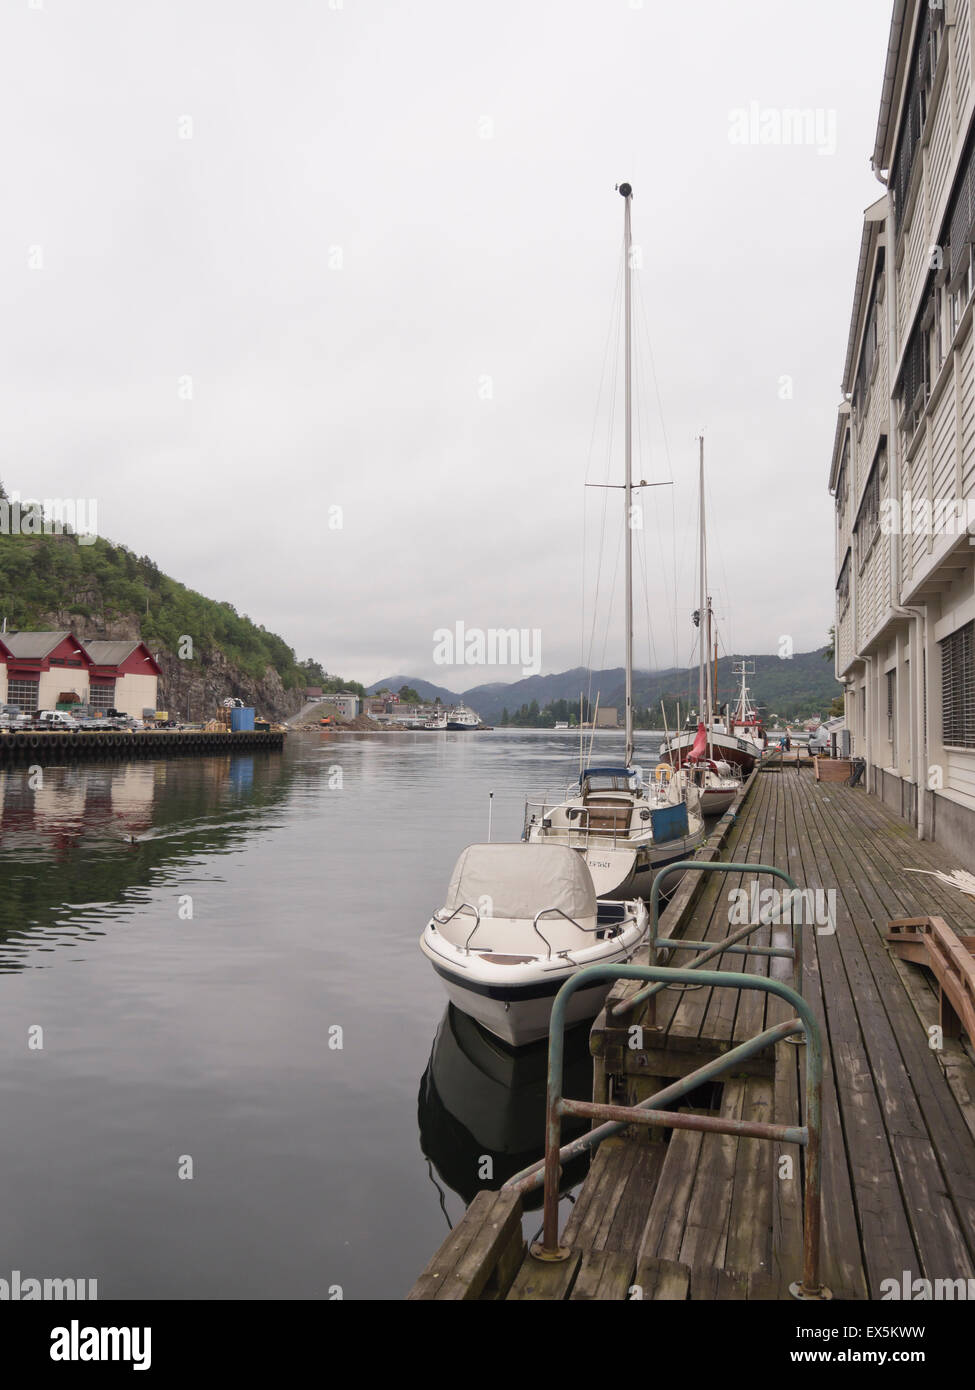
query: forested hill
[
  {"left": 372, "top": 649, "right": 843, "bottom": 725},
  {"left": 0, "top": 528, "right": 320, "bottom": 719}
]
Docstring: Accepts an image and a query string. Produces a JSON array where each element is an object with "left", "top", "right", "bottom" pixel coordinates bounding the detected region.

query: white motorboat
[
  {"left": 523, "top": 183, "right": 705, "bottom": 897},
  {"left": 419, "top": 842, "right": 649, "bottom": 1047}
]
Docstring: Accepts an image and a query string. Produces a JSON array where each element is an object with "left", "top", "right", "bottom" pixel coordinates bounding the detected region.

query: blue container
[
  {"left": 650, "top": 803, "right": 689, "bottom": 844},
  {"left": 230, "top": 707, "right": 255, "bottom": 732}
]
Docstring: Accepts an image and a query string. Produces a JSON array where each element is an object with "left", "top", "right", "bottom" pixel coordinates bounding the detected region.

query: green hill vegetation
[{"left": 0, "top": 490, "right": 354, "bottom": 695}]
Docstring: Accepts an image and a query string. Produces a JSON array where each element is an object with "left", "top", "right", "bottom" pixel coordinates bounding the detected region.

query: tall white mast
[
  {"left": 621, "top": 182, "right": 634, "bottom": 767},
  {"left": 698, "top": 435, "right": 706, "bottom": 731}
]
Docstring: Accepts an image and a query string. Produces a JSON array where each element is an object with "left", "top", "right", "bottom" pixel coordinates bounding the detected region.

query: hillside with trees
[{"left": 0, "top": 492, "right": 351, "bottom": 719}]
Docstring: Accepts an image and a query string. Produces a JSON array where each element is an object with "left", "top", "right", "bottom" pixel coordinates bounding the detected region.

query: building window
[
  {"left": 836, "top": 436, "right": 850, "bottom": 529},
  {"left": 89, "top": 683, "right": 115, "bottom": 711},
  {"left": 854, "top": 452, "right": 883, "bottom": 571},
  {"left": 899, "top": 312, "right": 930, "bottom": 438},
  {"left": 934, "top": 283, "right": 947, "bottom": 372},
  {"left": 887, "top": 670, "right": 897, "bottom": 760},
  {"left": 837, "top": 549, "right": 851, "bottom": 618},
  {"left": 940, "top": 620, "right": 975, "bottom": 748},
  {"left": 891, "top": 3, "right": 944, "bottom": 229},
  {"left": 7, "top": 678, "right": 39, "bottom": 713},
  {"left": 854, "top": 291, "right": 879, "bottom": 408}
]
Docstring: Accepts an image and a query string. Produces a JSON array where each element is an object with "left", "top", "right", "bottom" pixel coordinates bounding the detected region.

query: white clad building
[{"left": 831, "top": 1, "right": 975, "bottom": 860}]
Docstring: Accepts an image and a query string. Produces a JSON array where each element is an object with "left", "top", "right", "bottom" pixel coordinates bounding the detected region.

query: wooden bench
[{"left": 887, "top": 916, "right": 975, "bottom": 1045}]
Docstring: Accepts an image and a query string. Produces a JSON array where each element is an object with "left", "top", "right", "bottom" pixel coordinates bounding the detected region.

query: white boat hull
[
  {"left": 579, "top": 830, "right": 705, "bottom": 899},
  {"left": 434, "top": 971, "right": 616, "bottom": 1047},
  {"left": 424, "top": 939, "right": 645, "bottom": 1047},
  {"left": 698, "top": 787, "right": 736, "bottom": 817}
]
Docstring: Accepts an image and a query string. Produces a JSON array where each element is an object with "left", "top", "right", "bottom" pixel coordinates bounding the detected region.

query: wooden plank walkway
[{"left": 409, "top": 768, "right": 975, "bottom": 1299}]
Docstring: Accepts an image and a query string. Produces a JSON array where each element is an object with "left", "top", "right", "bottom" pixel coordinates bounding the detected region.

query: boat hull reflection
[{"left": 418, "top": 1004, "right": 592, "bottom": 1210}]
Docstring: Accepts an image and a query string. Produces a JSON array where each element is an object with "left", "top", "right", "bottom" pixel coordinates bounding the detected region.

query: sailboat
[
  {"left": 661, "top": 656, "right": 766, "bottom": 773},
  {"left": 663, "top": 439, "right": 741, "bottom": 817},
  {"left": 523, "top": 183, "right": 705, "bottom": 900}
]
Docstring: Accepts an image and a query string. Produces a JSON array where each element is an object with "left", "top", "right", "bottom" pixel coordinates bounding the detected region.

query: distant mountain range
[{"left": 368, "top": 648, "right": 842, "bottom": 724}]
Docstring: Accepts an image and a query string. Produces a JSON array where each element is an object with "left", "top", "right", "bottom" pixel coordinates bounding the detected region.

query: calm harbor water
[{"left": 0, "top": 727, "right": 668, "bottom": 1299}]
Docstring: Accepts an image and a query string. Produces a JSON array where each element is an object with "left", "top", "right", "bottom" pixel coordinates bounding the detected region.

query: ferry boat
[{"left": 446, "top": 704, "right": 481, "bottom": 730}]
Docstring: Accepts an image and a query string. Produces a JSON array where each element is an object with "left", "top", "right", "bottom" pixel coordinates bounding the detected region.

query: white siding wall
[
  {"left": 831, "top": 1, "right": 975, "bottom": 835},
  {"left": 837, "top": 600, "right": 855, "bottom": 674},
  {"left": 113, "top": 672, "right": 158, "bottom": 719},
  {"left": 955, "top": 0, "right": 971, "bottom": 123},
  {"left": 38, "top": 671, "right": 87, "bottom": 709},
  {"left": 962, "top": 330, "right": 975, "bottom": 496},
  {"left": 945, "top": 747, "right": 975, "bottom": 800},
  {"left": 929, "top": 72, "right": 953, "bottom": 212}
]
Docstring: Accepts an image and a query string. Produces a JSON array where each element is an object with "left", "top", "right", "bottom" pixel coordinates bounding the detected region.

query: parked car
[
  {"left": 108, "top": 713, "right": 141, "bottom": 731},
  {"left": 35, "top": 710, "right": 81, "bottom": 730},
  {"left": 0, "top": 704, "right": 28, "bottom": 730}
]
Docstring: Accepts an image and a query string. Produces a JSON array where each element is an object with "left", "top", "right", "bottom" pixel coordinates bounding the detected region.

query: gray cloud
[{"left": 0, "top": 0, "right": 890, "bottom": 686}]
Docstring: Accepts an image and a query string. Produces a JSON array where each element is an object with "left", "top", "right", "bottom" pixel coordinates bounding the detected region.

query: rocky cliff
[{"left": 34, "top": 609, "right": 304, "bottom": 722}]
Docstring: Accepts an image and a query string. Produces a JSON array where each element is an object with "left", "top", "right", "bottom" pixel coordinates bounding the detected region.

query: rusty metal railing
[
  {"left": 610, "top": 860, "right": 805, "bottom": 1021},
  {"left": 502, "top": 962, "right": 831, "bottom": 1301}
]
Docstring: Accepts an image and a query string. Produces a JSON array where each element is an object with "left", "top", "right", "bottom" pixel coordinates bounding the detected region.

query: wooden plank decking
[{"left": 409, "top": 767, "right": 975, "bottom": 1299}]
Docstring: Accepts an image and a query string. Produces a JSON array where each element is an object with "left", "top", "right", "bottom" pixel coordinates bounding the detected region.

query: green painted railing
[
  {"left": 610, "top": 860, "right": 805, "bottom": 1020},
  {"left": 503, "top": 962, "right": 830, "bottom": 1301}
]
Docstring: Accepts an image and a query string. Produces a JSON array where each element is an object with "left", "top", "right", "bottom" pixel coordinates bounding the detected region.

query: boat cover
[
  {"left": 444, "top": 843, "right": 597, "bottom": 922},
  {"left": 650, "top": 803, "right": 689, "bottom": 843},
  {"left": 579, "top": 766, "right": 636, "bottom": 782}
]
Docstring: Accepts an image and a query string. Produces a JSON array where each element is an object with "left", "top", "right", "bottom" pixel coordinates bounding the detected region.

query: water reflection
[
  {"left": 417, "top": 1004, "right": 592, "bottom": 1212},
  {"left": 0, "top": 751, "right": 293, "bottom": 970},
  {"left": 0, "top": 728, "right": 664, "bottom": 1295}
]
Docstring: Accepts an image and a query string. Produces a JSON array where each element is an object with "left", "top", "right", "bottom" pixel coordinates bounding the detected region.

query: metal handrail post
[
  {"left": 611, "top": 860, "right": 804, "bottom": 1019},
  {"left": 531, "top": 963, "right": 829, "bottom": 1300},
  {"left": 503, "top": 1013, "right": 803, "bottom": 1194}
]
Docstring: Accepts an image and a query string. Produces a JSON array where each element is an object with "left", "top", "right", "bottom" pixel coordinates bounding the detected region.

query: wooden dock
[{"left": 409, "top": 766, "right": 975, "bottom": 1300}]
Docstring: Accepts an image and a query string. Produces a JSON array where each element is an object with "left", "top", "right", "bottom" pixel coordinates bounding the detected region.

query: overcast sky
[{"left": 1, "top": 0, "right": 892, "bottom": 691}]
